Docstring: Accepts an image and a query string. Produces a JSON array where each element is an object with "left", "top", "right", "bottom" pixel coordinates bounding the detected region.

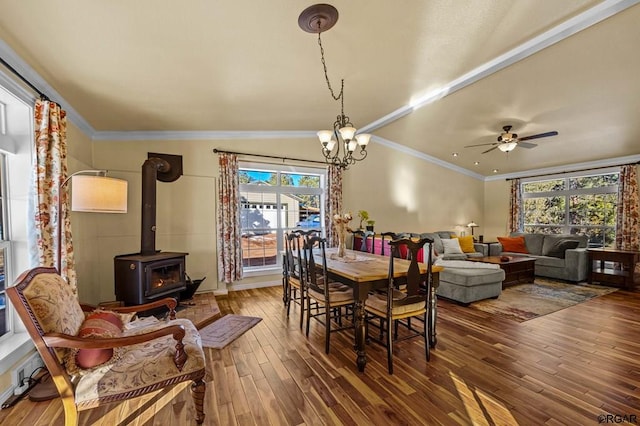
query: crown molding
[
  {"left": 485, "top": 154, "right": 640, "bottom": 182},
  {"left": 92, "top": 130, "right": 316, "bottom": 141},
  {"left": 0, "top": 39, "right": 96, "bottom": 137}
]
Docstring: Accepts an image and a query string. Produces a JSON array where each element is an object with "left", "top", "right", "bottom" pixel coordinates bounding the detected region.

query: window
[
  {"left": 521, "top": 171, "right": 619, "bottom": 247},
  {"left": 239, "top": 162, "right": 325, "bottom": 271}
]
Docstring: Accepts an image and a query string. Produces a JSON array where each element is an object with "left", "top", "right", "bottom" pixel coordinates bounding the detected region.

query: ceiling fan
[{"left": 465, "top": 125, "right": 559, "bottom": 154}]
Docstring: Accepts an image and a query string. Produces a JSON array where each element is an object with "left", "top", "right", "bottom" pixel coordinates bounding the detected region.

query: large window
[
  {"left": 521, "top": 171, "right": 619, "bottom": 247},
  {"left": 239, "top": 162, "right": 325, "bottom": 271}
]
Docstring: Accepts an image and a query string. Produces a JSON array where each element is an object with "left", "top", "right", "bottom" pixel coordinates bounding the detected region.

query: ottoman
[{"left": 437, "top": 268, "right": 505, "bottom": 305}]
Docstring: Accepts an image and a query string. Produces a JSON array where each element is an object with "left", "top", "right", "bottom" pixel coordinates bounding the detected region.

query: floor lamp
[{"left": 56, "top": 170, "right": 128, "bottom": 273}]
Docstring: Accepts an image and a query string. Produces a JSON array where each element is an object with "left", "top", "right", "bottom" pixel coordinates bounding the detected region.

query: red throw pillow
[
  {"left": 497, "top": 236, "right": 529, "bottom": 254},
  {"left": 76, "top": 311, "right": 123, "bottom": 369}
]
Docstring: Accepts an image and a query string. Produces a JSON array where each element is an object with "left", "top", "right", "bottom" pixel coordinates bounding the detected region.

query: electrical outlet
[{"left": 11, "top": 353, "right": 43, "bottom": 387}]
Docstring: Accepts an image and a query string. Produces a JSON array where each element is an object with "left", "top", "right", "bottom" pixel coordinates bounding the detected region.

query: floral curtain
[
  {"left": 508, "top": 178, "right": 522, "bottom": 234},
  {"left": 324, "top": 165, "right": 343, "bottom": 247},
  {"left": 31, "top": 99, "right": 77, "bottom": 291},
  {"left": 217, "top": 153, "right": 243, "bottom": 283},
  {"left": 615, "top": 164, "right": 640, "bottom": 251}
]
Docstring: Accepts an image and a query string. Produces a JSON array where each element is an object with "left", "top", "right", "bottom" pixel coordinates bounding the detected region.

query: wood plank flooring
[{"left": 1, "top": 285, "right": 639, "bottom": 425}]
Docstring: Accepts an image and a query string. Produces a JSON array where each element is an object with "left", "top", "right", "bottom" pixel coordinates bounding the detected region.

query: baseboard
[{"left": 207, "top": 279, "right": 281, "bottom": 297}]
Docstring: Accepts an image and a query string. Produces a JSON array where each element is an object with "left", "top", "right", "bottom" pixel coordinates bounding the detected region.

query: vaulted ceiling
[{"left": 1, "top": 0, "right": 639, "bottom": 177}]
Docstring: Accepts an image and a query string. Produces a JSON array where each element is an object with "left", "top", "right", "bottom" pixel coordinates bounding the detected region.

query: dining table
[{"left": 318, "top": 247, "right": 443, "bottom": 372}]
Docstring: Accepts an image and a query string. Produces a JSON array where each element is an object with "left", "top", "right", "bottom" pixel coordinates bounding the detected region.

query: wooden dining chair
[
  {"left": 284, "top": 230, "right": 306, "bottom": 328},
  {"left": 351, "top": 229, "right": 374, "bottom": 253},
  {"left": 379, "top": 232, "right": 401, "bottom": 257},
  {"left": 6, "top": 267, "right": 206, "bottom": 424},
  {"left": 302, "top": 236, "right": 355, "bottom": 354},
  {"left": 364, "top": 236, "right": 434, "bottom": 374}
]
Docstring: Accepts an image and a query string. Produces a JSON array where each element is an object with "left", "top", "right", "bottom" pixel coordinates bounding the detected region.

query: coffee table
[{"left": 467, "top": 255, "right": 536, "bottom": 288}]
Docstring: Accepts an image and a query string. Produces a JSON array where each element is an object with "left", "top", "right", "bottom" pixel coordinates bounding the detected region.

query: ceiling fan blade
[
  {"left": 518, "top": 142, "right": 537, "bottom": 149},
  {"left": 518, "top": 131, "right": 558, "bottom": 141},
  {"left": 464, "top": 142, "right": 499, "bottom": 148},
  {"left": 481, "top": 146, "right": 499, "bottom": 154}
]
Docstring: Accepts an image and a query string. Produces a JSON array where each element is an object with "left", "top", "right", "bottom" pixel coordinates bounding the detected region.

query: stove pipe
[{"left": 141, "top": 157, "right": 170, "bottom": 256}]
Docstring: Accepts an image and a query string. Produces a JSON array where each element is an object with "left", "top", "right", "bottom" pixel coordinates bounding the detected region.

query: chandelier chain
[{"left": 317, "top": 31, "right": 344, "bottom": 110}]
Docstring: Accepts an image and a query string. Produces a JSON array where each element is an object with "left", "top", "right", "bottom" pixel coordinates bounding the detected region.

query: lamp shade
[
  {"left": 71, "top": 175, "right": 128, "bottom": 213},
  {"left": 467, "top": 221, "right": 478, "bottom": 228}
]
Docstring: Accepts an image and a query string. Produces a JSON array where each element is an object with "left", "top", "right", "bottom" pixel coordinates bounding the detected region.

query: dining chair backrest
[
  {"left": 284, "top": 230, "right": 304, "bottom": 281},
  {"left": 387, "top": 237, "right": 434, "bottom": 301},
  {"left": 302, "top": 235, "right": 329, "bottom": 297},
  {"left": 351, "top": 230, "right": 374, "bottom": 253},
  {"left": 380, "top": 232, "right": 400, "bottom": 256}
]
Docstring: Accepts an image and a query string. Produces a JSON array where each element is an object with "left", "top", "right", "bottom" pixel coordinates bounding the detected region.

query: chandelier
[{"left": 298, "top": 4, "right": 371, "bottom": 170}]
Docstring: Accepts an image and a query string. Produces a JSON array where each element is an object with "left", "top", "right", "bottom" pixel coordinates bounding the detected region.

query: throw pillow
[
  {"left": 75, "top": 310, "right": 123, "bottom": 369},
  {"left": 497, "top": 236, "right": 528, "bottom": 254},
  {"left": 543, "top": 240, "right": 580, "bottom": 258},
  {"left": 455, "top": 236, "right": 476, "bottom": 253},
  {"left": 442, "top": 238, "right": 464, "bottom": 254}
]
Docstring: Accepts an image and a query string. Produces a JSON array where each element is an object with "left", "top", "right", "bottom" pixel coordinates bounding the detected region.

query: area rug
[
  {"left": 199, "top": 314, "right": 262, "bottom": 349},
  {"left": 470, "top": 278, "right": 618, "bottom": 322}
]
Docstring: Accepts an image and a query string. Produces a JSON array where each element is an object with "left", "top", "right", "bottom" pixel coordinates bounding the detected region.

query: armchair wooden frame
[{"left": 7, "top": 267, "right": 206, "bottom": 425}]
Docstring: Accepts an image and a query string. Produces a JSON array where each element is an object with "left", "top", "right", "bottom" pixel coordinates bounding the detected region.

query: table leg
[{"left": 354, "top": 299, "right": 367, "bottom": 372}]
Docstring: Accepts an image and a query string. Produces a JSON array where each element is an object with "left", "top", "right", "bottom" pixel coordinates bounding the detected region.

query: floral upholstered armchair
[{"left": 6, "top": 267, "right": 206, "bottom": 425}]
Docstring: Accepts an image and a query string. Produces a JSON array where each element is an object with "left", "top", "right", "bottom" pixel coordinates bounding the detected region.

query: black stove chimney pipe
[{"left": 141, "top": 157, "right": 171, "bottom": 256}]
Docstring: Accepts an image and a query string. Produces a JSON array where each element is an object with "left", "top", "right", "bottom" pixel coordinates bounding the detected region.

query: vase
[{"left": 336, "top": 225, "right": 347, "bottom": 257}]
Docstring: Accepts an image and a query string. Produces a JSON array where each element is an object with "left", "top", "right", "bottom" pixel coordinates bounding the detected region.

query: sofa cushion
[
  {"left": 442, "top": 238, "right": 464, "bottom": 254},
  {"left": 542, "top": 238, "right": 580, "bottom": 258},
  {"left": 535, "top": 256, "right": 567, "bottom": 268},
  {"left": 455, "top": 236, "right": 476, "bottom": 253},
  {"left": 497, "top": 236, "right": 528, "bottom": 254},
  {"left": 510, "top": 232, "right": 544, "bottom": 255},
  {"left": 437, "top": 231, "right": 455, "bottom": 239}
]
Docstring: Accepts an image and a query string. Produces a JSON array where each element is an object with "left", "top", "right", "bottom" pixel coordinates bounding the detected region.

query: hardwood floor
[{"left": 1, "top": 285, "right": 639, "bottom": 425}]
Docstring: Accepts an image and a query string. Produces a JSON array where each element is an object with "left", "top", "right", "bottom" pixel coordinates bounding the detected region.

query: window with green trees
[
  {"left": 521, "top": 171, "right": 618, "bottom": 248},
  {"left": 238, "top": 163, "right": 325, "bottom": 271}
]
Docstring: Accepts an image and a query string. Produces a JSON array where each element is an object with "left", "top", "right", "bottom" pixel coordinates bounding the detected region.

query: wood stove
[
  {"left": 114, "top": 153, "right": 187, "bottom": 305},
  {"left": 114, "top": 252, "right": 187, "bottom": 305}
]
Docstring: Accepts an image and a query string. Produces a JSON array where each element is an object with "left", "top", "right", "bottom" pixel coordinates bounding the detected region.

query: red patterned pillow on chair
[{"left": 75, "top": 311, "right": 123, "bottom": 369}]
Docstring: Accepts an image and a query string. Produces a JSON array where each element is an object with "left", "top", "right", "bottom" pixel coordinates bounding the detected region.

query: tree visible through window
[
  {"left": 521, "top": 171, "right": 618, "bottom": 247},
  {"left": 239, "top": 163, "right": 325, "bottom": 270}
]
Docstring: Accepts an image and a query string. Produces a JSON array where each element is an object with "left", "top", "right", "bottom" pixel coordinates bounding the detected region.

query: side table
[{"left": 587, "top": 248, "right": 639, "bottom": 290}]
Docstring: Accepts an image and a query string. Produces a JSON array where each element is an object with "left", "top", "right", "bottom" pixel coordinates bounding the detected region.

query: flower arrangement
[{"left": 333, "top": 212, "right": 352, "bottom": 257}]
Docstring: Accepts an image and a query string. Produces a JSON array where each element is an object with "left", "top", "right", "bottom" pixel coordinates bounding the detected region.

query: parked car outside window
[{"left": 297, "top": 214, "right": 321, "bottom": 228}]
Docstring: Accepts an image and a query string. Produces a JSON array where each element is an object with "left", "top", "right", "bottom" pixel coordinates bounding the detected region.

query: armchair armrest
[{"left": 43, "top": 322, "right": 188, "bottom": 371}]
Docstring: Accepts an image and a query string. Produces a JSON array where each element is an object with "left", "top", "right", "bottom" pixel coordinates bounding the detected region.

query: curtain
[
  {"left": 31, "top": 99, "right": 77, "bottom": 291},
  {"left": 324, "top": 165, "right": 343, "bottom": 247},
  {"left": 508, "top": 178, "right": 522, "bottom": 234},
  {"left": 615, "top": 165, "right": 640, "bottom": 251},
  {"left": 217, "top": 153, "right": 243, "bottom": 283}
]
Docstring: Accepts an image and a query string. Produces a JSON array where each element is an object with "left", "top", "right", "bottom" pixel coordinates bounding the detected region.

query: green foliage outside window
[{"left": 522, "top": 172, "right": 618, "bottom": 248}]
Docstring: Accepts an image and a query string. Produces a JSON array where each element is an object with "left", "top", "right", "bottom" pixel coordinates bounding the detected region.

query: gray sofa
[{"left": 489, "top": 232, "right": 590, "bottom": 282}]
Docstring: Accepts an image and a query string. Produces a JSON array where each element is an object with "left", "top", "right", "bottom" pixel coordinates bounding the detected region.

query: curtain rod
[
  {"left": 506, "top": 161, "right": 640, "bottom": 181},
  {"left": 212, "top": 148, "right": 327, "bottom": 166},
  {"left": 0, "top": 56, "right": 50, "bottom": 101}
]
